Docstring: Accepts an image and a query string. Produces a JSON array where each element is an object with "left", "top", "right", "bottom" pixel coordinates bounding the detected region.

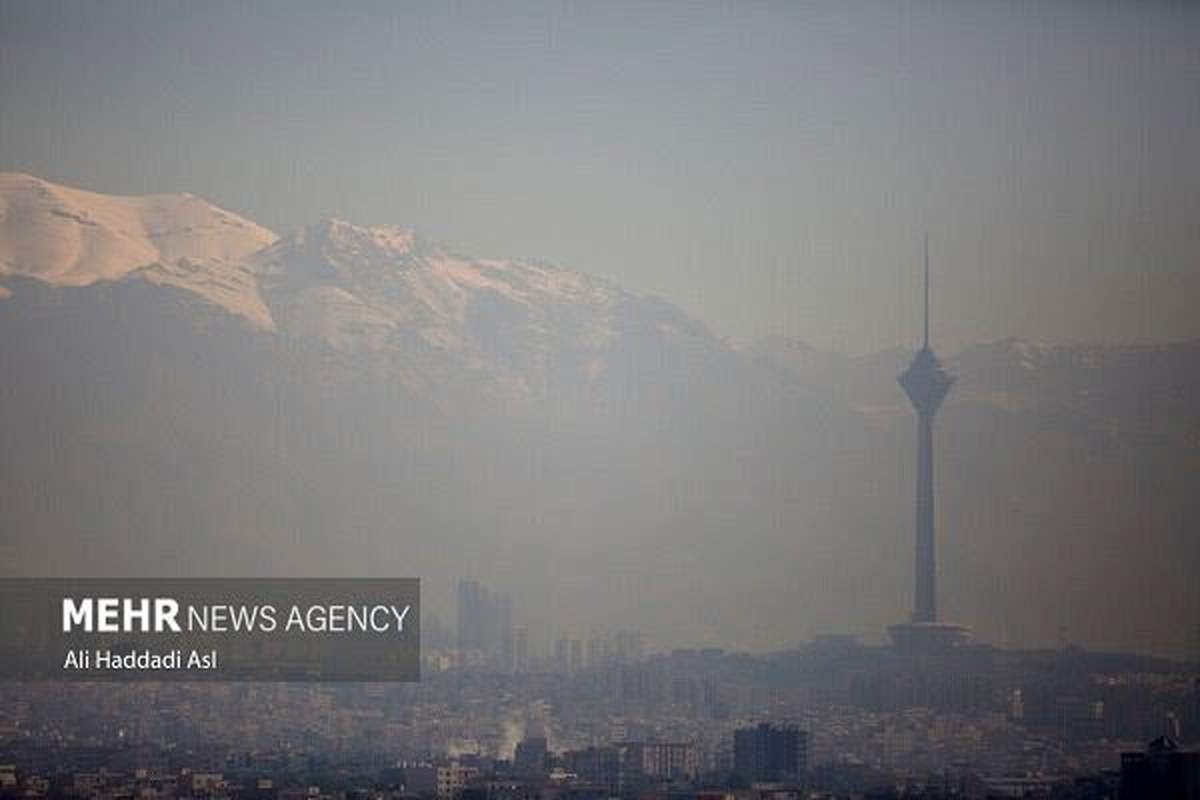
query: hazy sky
[{"left": 2, "top": 1, "right": 1197, "bottom": 353}]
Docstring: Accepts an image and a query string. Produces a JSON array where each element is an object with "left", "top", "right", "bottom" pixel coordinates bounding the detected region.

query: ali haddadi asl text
[{"left": 62, "top": 648, "right": 217, "bottom": 672}]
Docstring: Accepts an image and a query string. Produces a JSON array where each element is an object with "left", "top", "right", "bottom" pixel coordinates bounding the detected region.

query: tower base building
[{"left": 888, "top": 621, "right": 969, "bottom": 653}]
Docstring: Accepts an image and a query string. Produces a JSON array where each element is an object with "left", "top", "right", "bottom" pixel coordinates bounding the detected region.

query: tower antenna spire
[{"left": 923, "top": 232, "right": 930, "bottom": 349}]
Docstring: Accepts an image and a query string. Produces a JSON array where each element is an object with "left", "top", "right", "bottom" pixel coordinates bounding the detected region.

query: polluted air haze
[{"left": 1, "top": 2, "right": 1198, "bottom": 659}]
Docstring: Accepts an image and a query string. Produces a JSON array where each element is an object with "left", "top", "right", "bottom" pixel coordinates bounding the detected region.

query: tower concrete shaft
[{"left": 914, "top": 410, "right": 936, "bottom": 622}]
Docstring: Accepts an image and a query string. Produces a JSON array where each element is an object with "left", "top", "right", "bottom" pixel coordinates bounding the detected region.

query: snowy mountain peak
[
  {"left": 0, "top": 171, "right": 278, "bottom": 328},
  {"left": 302, "top": 218, "right": 417, "bottom": 260},
  {"left": 0, "top": 171, "right": 276, "bottom": 283}
]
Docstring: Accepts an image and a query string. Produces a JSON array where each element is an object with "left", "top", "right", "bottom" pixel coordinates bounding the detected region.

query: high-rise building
[
  {"left": 514, "top": 625, "right": 529, "bottom": 673},
  {"left": 888, "top": 236, "right": 969, "bottom": 652},
  {"left": 614, "top": 630, "right": 644, "bottom": 663},
  {"left": 403, "top": 764, "right": 479, "bottom": 800},
  {"left": 587, "top": 637, "right": 603, "bottom": 668},
  {"left": 555, "top": 636, "right": 569, "bottom": 674},
  {"left": 564, "top": 746, "right": 622, "bottom": 794},
  {"left": 457, "top": 579, "right": 484, "bottom": 654},
  {"left": 625, "top": 741, "right": 697, "bottom": 782},
  {"left": 733, "top": 723, "right": 807, "bottom": 783},
  {"left": 487, "top": 590, "right": 514, "bottom": 672},
  {"left": 513, "top": 737, "right": 547, "bottom": 776},
  {"left": 456, "top": 578, "right": 514, "bottom": 670}
]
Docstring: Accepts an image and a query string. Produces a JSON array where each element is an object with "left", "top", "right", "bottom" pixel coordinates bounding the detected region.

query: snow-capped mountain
[
  {"left": 0, "top": 172, "right": 277, "bottom": 326},
  {"left": 0, "top": 173, "right": 725, "bottom": 404}
]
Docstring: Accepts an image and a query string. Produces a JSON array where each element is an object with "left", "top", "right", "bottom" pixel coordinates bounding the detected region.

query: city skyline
[{"left": 2, "top": 3, "right": 1199, "bottom": 797}]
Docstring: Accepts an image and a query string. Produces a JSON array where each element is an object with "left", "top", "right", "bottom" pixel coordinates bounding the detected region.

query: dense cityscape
[
  {"left": 2, "top": 222, "right": 1197, "bottom": 799},
  {"left": 3, "top": 241, "right": 1198, "bottom": 799},
  {"left": 1, "top": 581, "right": 1198, "bottom": 799},
  {"left": 3, "top": 4, "right": 1200, "bottom": 798}
]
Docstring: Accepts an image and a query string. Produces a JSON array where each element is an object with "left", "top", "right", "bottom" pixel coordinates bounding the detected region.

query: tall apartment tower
[
  {"left": 456, "top": 578, "right": 514, "bottom": 670},
  {"left": 732, "top": 722, "right": 807, "bottom": 783},
  {"left": 457, "top": 579, "right": 484, "bottom": 653}
]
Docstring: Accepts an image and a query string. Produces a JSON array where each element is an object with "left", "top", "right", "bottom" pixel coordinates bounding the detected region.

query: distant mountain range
[{"left": 1, "top": 173, "right": 1196, "bottom": 657}]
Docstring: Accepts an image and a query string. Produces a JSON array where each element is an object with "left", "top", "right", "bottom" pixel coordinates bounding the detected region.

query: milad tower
[{"left": 888, "top": 236, "right": 969, "bottom": 652}]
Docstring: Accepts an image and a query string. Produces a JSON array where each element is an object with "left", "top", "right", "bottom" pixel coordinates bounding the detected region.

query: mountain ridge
[
  {"left": 8, "top": 173, "right": 1195, "bottom": 368},
  {"left": 0, "top": 175, "right": 729, "bottom": 404}
]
